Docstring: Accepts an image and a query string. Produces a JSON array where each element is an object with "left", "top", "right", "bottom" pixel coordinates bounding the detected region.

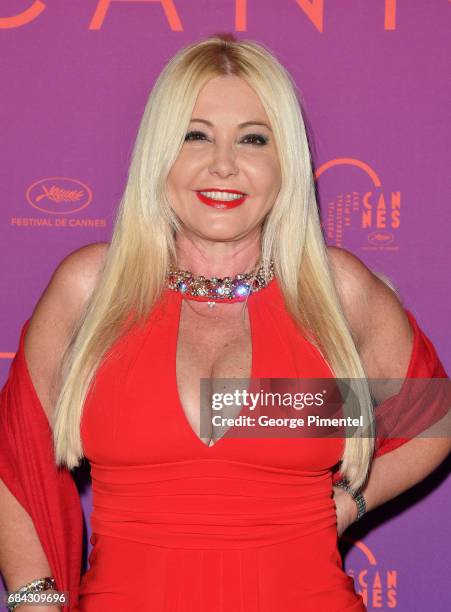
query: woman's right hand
[{"left": 333, "top": 485, "right": 358, "bottom": 537}]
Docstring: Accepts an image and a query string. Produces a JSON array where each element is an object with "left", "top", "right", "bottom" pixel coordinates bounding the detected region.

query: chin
[
  {"left": 183, "top": 217, "right": 251, "bottom": 242},
  {"left": 194, "top": 228, "right": 247, "bottom": 242}
]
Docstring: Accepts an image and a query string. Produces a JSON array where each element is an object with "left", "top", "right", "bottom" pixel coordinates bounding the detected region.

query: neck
[{"left": 173, "top": 230, "right": 262, "bottom": 278}]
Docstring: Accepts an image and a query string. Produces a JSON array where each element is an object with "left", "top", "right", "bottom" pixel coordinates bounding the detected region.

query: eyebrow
[{"left": 189, "top": 118, "right": 272, "bottom": 131}]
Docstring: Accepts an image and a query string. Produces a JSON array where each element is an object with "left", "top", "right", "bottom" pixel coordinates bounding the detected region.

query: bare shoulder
[
  {"left": 24, "top": 241, "right": 110, "bottom": 421},
  {"left": 326, "top": 246, "right": 414, "bottom": 378}
]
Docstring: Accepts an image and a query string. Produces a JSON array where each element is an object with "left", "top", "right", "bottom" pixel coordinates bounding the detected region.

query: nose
[{"left": 208, "top": 142, "right": 239, "bottom": 178}]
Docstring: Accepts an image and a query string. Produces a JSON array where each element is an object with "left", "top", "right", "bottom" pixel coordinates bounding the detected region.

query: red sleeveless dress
[{"left": 77, "top": 278, "right": 366, "bottom": 611}]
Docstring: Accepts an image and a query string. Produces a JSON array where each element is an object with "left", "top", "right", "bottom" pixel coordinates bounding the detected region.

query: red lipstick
[{"left": 195, "top": 188, "right": 248, "bottom": 210}]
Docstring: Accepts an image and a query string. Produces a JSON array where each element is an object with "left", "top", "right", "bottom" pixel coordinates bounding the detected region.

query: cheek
[
  {"left": 248, "top": 157, "right": 281, "bottom": 198},
  {"left": 166, "top": 175, "right": 189, "bottom": 212},
  {"left": 167, "top": 154, "right": 195, "bottom": 194},
  {"left": 265, "top": 154, "right": 282, "bottom": 182},
  {"left": 251, "top": 160, "right": 281, "bottom": 219}
]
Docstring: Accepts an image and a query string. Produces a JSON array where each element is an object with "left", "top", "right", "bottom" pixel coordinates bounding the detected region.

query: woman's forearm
[
  {"left": 0, "top": 478, "right": 53, "bottom": 592},
  {"left": 361, "top": 436, "right": 450, "bottom": 513},
  {"left": 334, "top": 436, "right": 450, "bottom": 537}
]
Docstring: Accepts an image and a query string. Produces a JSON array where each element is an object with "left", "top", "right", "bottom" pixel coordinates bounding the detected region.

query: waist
[{"left": 89, "top": 459, "right": 337, "bottom": 549}]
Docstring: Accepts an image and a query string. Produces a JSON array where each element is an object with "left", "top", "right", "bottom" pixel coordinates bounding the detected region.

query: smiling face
[{"left": 166, "top": 75, "right": 282, "bottom": 244}]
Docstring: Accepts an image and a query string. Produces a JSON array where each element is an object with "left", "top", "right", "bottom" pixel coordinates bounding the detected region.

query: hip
[{"left": 74, "top": 530, "right": 366, "bottom": 612}]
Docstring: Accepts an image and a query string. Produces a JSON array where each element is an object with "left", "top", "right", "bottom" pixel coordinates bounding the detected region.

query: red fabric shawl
[
  {"left": 0, "top": 319, "right": 82, "bottom": 610},
  {"left": 333, "top": 309, "right": 449, "bottom": 483},
  {"left": 0, "top": 310, "right": 448, "bottom": 609}
]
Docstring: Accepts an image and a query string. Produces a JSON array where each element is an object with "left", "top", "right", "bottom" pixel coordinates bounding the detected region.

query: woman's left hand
[{"left": 333, "top": 485, "right": 358, "bottom": 538}]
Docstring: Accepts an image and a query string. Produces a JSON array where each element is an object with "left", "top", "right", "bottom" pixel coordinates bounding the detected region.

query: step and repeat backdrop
[{"left": 1, "top": 2, "right": 449, "bottom": 610}]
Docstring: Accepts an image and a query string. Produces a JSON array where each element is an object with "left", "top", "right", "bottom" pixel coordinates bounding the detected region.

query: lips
[{"left": 195, "top": 188, "right": 248, "bottom": 210}]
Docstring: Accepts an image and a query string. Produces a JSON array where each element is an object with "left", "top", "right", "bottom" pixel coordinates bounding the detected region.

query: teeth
[{"left": 199, "top": 191, "right": 245, "bottom": 201}]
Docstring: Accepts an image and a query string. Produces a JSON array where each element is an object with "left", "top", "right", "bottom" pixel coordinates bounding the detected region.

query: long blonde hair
[{"left": 53, "top": 35, "right": 375, "bottom": 490}]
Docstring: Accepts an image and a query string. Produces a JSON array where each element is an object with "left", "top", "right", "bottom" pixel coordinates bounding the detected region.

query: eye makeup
[{"left": 184, "top": 130, "right": 269, "bottom": 146}]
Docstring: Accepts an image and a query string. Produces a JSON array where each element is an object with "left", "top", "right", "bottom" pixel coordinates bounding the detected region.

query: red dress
[
  {"left": 76, "top": 278, "right": 366, "bottom": 611},
  {"left": 0, "top": 277, "right": 448, "bottom": 611}
]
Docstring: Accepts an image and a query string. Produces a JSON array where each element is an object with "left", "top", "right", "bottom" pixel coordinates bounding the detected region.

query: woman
[{"left": 0, "top": 35, "right": 449, "bottom": 612}]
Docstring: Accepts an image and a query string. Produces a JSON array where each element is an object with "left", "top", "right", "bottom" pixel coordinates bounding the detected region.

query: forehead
[{"left": 191, "top": 75, "right": 270, "bottom": 123}]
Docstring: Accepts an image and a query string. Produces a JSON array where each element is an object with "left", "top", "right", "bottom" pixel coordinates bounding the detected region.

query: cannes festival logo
[
  {"left": 315, "top": 158, "right": 401, "bottom": 251},
  {"left": 342, "top": 536, "right": 398, "bottom": 609},
  {"left": 26, "top": 177, "right": 92, "bottom": 214}
]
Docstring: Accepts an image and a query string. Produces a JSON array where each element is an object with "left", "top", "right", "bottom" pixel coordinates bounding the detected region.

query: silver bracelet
[
  {"left": 6, "top": 576, "right": 56, "bottom": 611},
  {"left": 334, "top": 478, "right": 367, "bottom": 521}
]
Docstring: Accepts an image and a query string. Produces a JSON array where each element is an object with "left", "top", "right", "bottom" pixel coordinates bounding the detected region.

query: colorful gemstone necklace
[{"left": 167, "top": 261, "right": 275, "bottom": 308}]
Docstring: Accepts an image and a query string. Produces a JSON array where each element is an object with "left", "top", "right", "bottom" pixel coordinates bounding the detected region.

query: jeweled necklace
[{"left": 167, "top": 260, "right": 275, "bottom": 308}]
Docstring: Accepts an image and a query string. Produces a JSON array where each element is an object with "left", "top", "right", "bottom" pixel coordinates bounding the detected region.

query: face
[{"left": 166, "top": 75, "right": 281, "bottom": 243}]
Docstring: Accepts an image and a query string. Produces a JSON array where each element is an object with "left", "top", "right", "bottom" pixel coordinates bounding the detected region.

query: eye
[
  {"left": 183, "top": 130, "right": 269, "bottom": 146},
  {"left": 241, "top": 133, "right": 269, "bottom": 146},
  {"left": 184, "top": 130, "right": 207, "bottom": 142}
]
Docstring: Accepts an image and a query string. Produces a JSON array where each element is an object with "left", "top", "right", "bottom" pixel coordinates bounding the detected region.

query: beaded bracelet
[
  {"left": 6, "top": 576, "right": 56, "bottom": 611},
  {"left": 334, "top": 478, "right": 367, "bottom": 521}
]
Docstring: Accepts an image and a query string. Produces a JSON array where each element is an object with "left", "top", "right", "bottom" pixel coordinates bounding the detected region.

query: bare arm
[
  {"left": 0, "top": 242, "right": 108, "bottom": 608},
  {"left": 327, "top": 246, "right": 450, "bottom": 532}
]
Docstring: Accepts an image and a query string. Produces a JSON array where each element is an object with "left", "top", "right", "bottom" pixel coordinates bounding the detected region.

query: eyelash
[{"left": 184, "top": 130, "right": 269, "bottom": 146}]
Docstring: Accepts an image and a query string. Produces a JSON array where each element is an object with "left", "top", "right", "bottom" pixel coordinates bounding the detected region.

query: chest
[
  {"left": 176, "top": 301, "right": 252, "bottom": 378},
  {"left": 81, "top": 288, "right": 342, "bottom": 468},
  {"left": 175, "top": 301, "right": 252, "bottom": 445}
]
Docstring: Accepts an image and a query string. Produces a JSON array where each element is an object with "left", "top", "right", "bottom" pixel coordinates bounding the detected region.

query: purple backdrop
[{"left": 1, "top": 2, "right": 449, "bottom": 610}]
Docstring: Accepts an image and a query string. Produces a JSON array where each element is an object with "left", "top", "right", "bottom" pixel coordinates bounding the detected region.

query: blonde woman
[{"left": 0, "top": 35, "right": 449, "bottom": 612}]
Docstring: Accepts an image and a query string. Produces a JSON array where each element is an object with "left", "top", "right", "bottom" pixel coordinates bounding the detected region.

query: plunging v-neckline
[{"left": 170, "top": 289, "right": 257, "bottom": 451}]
